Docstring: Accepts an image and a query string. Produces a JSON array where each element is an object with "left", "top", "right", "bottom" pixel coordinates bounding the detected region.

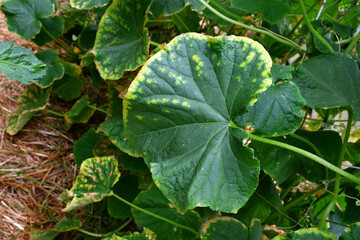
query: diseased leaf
[
  {"left": 32, "top": 16, "right": 64, "bottom": 46},
  {"left": 292, "top": 53, "right": 360, "bottom": 120},
  {"left": 94, "top": 0, "right": 151, "bottom": 80},
  {"left": 273, "top": 228, "right": 337, "bottom": 239},
  {"left": 35, "top": 50, "right": 64, "bottom": 88},
  {"left": 235, "top": 81, "right": 305, "bottom": 137},
  {"left": 64, "top": 95, "right": 96, "bottom": 125},
  {"left": 1, "top": 0, "right": 55, "bottom": 39},
  {"left": 0, "top": 41, "right": 47, "bottom": 84},
  {"left": 107, "top": 174, "right": 140, "bottom": 219},
  {"left": 6, "top": 84, "right": 51, "bottom": 135},
  {"left": 231, "top": 0, "right": 290, "bottom": 24},
  {"left": 74, "top": 128, "right": 103, "bottom": 166},
  {"left": 98, "top": 84, "right": 140, "bottom": 157},
  {"left": 124, "top": 33, "right": 275, "bottom": 213},
  {"left": 70, "top": 0, "right": 109, "bottom": 9},
  {"left": 340, "top": 223, "right": 360, "bottom": 240},
  {"left": 132, "top": 185, "right": 201, "bottom": 240},
  {"left": 150, "top": 0, "right": 207, "bottom": 17},
  {"left": 62, "top": 156, "right": 120, "bottom": 212},
  {"left": 248, "top": 219, "right": 262, "bottom": 240},
  {"left": 201, "top": 217, "right": 248, "bottom": 240}
]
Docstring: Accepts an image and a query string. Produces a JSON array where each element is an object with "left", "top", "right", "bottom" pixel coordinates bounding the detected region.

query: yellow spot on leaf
[
  {"left": 136, "top": 115, "right": 143, "bottom": 120},
  {"left": 172, "top": 99, "right": 180, "bottom": 104},
  {"left": 182, "top": 102, "right": 191, "bottom": 108}
]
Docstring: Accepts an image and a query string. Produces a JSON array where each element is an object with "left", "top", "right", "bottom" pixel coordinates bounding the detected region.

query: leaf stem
[
  {"left": 319, "top": 109, "right": 353, "bottom": 230},
  {"left": 41, "top": 26, "right": 72, "bottom": 53},
  {"left": 247, "top": 132, "right": 360, "bottom": 185},
  {"left": 77, "top": 228, "right": 103, "bottom": 237},
  {"left": 87, "top": 105, "right": 107, "bottom": 114},
  {"left": 198, "top": 0, "right": 305, "bottom": 54},
  {"left": 298, "top": 0, "right": 334, "bottom": 53},
  {"left": 150, "top": 40, "right": 161, "bottom": 47},
  {"left": 44, "top": 109, "right": 64, "bottom": 117},
  {"left": 112, "top": 193, "right": 200, "bottom": 237},
  {"left": 147, "top": 19, "right": 173, "bottom": 23},
  {"left": 345, "top": 33, "right": 360, "bottom": 54}
]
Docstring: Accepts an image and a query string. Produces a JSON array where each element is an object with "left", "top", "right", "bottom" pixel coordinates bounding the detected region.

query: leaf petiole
[
  {"left": 112, "top": 193, "right": 200, "bottom": 237},
  {"left": 247, "top": 132, "right": 360, "bottom": 185}
]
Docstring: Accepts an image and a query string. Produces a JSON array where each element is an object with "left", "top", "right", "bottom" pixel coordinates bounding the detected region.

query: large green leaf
[
  {"left": 235, "top": 81, "right": 305, "bottom": 137},
  {"left": 98, "top": 84, "right": 140, "bottom": 157},
  {"left": 201, "top": 217, "right": 248, "bottom": 240},
  {"left": 70, "top": 0, "right": 109, "bottom": 9},
  {"left": 35, "top": 50, "right": 64, "bottom": 88},
  {"left": 73, "top": 128, "right": 103, "bottom": 166},
  {"left": 94, "top": 0, "right": 151, "bottom": 80},
  {"left": 231, "top": 0, "right": 290, "bottom": 24},
  {"left": 132, "top": 185, "right": 201, "bottom": 240},
  {"left": 124, "top": 33, "right": 276, "bottom": 213},
  {"left": 292, "top": 53, "right": 360, "bottom": 120},
  {"left": 62, "top": 156, "right": 120, "bottom": 212},
  {"left": 0, "top": 41, "right": 47, "bottom": 84},
  {"left": 150, "top": 0, "right": 206, "bottom": 17},
  {"left": 274, "top": 228, "right": 337, "bottom": 240},
  {"left": 104, "top": 230, "right": 156, "bottom": 240},
  {"left": 1, "top": 0, "right": 55, "bottom": 39},
  {"left": 32, "top": 16, "right": 64, "bottom": 46},
  {"left": 6, "top": 84, "right": 51, "bottom": 135},
  {"left": 340, "top": 223, "right": 360, "bottom": 240},
  {"left": 251, "top": 130, "right": 342, "bottom": 183}
]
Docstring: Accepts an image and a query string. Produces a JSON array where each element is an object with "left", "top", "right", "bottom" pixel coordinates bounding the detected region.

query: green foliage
[
  {"left": 0, "top": 41, "right": 47, "bottom": 84},
  {"left": 94, "top": 0, "right": 151, "bottom": 80},
  {"left": 3, "top": 0, "right": 360, "bottom": 238}
]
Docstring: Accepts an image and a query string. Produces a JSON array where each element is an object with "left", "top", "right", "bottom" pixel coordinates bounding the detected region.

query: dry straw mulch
[{"left": 0, "top": 2, "right": 76, "bottom": 239}]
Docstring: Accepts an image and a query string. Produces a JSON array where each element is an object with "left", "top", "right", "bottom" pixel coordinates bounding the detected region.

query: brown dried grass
[{"left": 0, "top": 1, "right": 77, "bottom": 239}]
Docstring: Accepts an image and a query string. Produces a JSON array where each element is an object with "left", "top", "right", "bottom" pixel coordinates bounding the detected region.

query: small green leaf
[
  {"left": 343, "top": 187, "right": 360, "bottom": 224},
  {"left": 70, "top": 0, "right": 109, "bottom": 9},
  {"left": 98, "top": 84, "right": 140, "bottom": 157},
  {"left": 94, "top": 0, "right": 151, "bottom": 80},
  {"left": 274, "top": 228, "right": 337, "bottom": 240},
  {"left": 292, "top": 53, "right": 360, "bottom": 120},
  {"left": 51, "top": 218, "right": 82, "bottom": 231},
  {"left": 62, "top": 156, "right": 120, "bottom": 212},
  {"left": 52, "top": 62, "right": 83, "bottom": 101},
  {"left": 132, "top": 185, "right": 201, "bottom": 240},
  {"left": 80, "top": 51, "right": 95, "bottom": 67},
  {"left": 107, "top": 174, "right": 140, "bottom": 219},
  {"left": 104, "top": 229, "right": 156, "bottom": 240},
  {"left": 0, "top": 41, "right": 47, "bottom": 84},
  {"left": 64, "top": 95, "right": 96, "bottom": 125},
  {"left": 35, "top": 50, "right": 64, "bottom": 88},
  {"left": 1, "top": 0, "right": 56, "bottom": 39},
  {"left": 124, "top": 33, "right": 274, "bottom": 213},
  {"left": 150, "top": 0, "right": 207, "bottom": 17},
  {"left": 231, "top": 0, "right": 290, "bottom": 24},
  {"left": 74, "top": 128, "right": 103, "bottom": 166},
  {"left": 271, "top": 64, "right": 293, "bottom": 81},
  {"left": 32, "top": 16, "right": 64, "bottom": 46},
  {"left": 172, "top": 6, "right": 200, "bottom": 33},
  {"left": 6, "top": 84, "right": 51, "bottom": 135},
  {"left": 235, "top": 81, "right": 305, "bottom": 137},
  {"left": 201, "top": 217, "right": 248, "bottom": 240},
  {"left": 340, "top": 223, "right": 360, "bottom": 240}
]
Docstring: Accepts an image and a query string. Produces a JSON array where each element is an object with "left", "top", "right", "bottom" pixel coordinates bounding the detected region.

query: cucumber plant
[{"left": 1, "top": 0, "right": 360, "bottom": 239}]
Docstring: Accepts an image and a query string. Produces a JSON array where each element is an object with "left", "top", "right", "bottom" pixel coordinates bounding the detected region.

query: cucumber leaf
[
  {"left": 70, "top": 0, "right": 109, "bottom": 9},
  {"left": 0, "top": 41, "right": 47, "bottom": 84},
  {"left": 73, "top": 128, "right": 103, "bottom": 166},
  {"left": 292, "top": 53, "right": 360, "bottom": 120},
  {"left": 274, "top": 228, "right": 337, "bottom": 239},
  {"left": 201, "top": 217, "right": 248, "bottom": 240},
  {"left": 1, "top": 0, "right": 56, "bottom": 39},
  {"left": 62, "top": 156, "right": 120, "bottom": 212},
  {"left": 6, "top": 84, "right": 51, "bottom": 135},
  {"left": 32, "top": 16, "right": 64, "bottom": 46},
  {"left": 150, "top": 0, "right": 207, "bottom": 17},
  {"left": 124, "top": 33, "right": 275, "bottom": 213},
  {"left": 35, "top": 50, "right": 64, "bottom": 88},
  {"left": 94, "top": 0, "right": 151, "bottom": 80},
  {"left": 132, "top": 185, "right": 201, "bottom": 240}
]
